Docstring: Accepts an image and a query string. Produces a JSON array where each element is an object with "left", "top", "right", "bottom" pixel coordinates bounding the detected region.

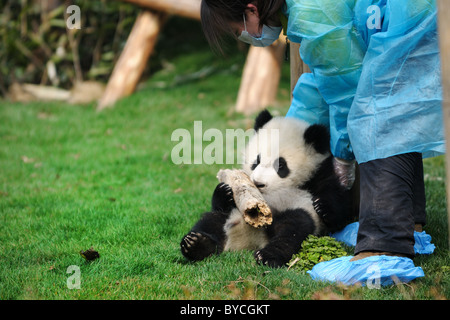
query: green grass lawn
[{"left": 1, "top": 18, "right": 449, "bottom": 300}]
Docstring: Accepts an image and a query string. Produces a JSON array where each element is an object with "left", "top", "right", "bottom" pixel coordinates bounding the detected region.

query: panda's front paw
[
  {"left": 180, "top": 231, "right": 218, "bottom": 261},
  {"left": 211, "top": 182, "right": 236, "bottom": 213},
  {"left": 312, "top": 196, "right": 330, "bottom": 223},
  {"left": 254, "top": 249, "right": 285, "bottom": 268}
]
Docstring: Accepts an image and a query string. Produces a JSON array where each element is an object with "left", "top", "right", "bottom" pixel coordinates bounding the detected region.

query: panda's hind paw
[
  {"left": 180, "top": 231, "right": 218, "bottom": 261},
  {"left": 254, "top": 249, "right": 285, "bottom": 268}
]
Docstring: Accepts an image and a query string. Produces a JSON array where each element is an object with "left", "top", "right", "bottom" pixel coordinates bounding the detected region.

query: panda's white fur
[
  {"left": 223, "top": 116, "right": 329, "bottom": 252},
  {"left": 224, "top": 209, "right": 268, "bottom": 251}
]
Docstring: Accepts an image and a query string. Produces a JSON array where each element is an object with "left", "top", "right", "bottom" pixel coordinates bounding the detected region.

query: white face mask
[{"left": 238, "top": 14, "right": 282, "bottom": 47}]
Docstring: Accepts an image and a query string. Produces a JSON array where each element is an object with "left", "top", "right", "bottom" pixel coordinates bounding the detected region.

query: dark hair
[{"left": 201, "top": 0, "right": 285, "bottom": 54}]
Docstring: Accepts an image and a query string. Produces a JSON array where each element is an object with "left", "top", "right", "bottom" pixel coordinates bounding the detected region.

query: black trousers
[{"left": 355, "top": 153, "right": 426, "bottom": 257}]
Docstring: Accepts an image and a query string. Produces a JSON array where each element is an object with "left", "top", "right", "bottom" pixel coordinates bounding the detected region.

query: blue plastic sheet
[
  {"left": 414, "top": 231, "right": 436, "bottom": 255},
  {"left": 284, "top": 0, "right": 444, "bottom": 163},
  {"left": 308, "top": 255, "right": 425, "bottom": 287},
  {"left": 330, "top": 222, "right": 435, "bottom": 255},
  {"left": 330, "top": 222, "right": 359, "bottom": 247}
]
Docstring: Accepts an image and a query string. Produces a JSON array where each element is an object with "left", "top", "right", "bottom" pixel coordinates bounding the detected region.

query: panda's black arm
[
  {"left": 312, "top": 189, "right": 352, "bottom": 232},
  {"left": 254, "top": 209, "right": 316, "bottom": 268},
  {"left": 211, "top": 182, "right": 236, "bottom": 213},
  {"left": 303, "top": 157, "right": 353, "bottom": 232}
]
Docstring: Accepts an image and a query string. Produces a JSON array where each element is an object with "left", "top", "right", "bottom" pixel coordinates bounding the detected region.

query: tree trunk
[
  {"left": 235, "top": 38, "right": 286, "bottom": 115},
  {"left": 97, "top": 10, "right": 165, "bottom": 111},
  {"left": 120, "top": 0, "right": 201, "bottom": 20}
]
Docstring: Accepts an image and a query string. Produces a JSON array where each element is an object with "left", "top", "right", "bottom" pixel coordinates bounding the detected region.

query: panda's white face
[{"left": 242, "top": 117, "right": 329, "bottom": 198}]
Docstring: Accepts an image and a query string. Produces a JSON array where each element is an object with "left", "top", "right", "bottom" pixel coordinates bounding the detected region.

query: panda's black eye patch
[
  {"left": 274, "top": 157, "right": 290, "bottom": 178},
  {"left": 251, "top": 154, "right": 261, "bottom": 171}
]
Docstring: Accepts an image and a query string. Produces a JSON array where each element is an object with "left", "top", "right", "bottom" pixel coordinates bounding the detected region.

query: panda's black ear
[
  {"left": 254, "top": 109, "right": 273, "bottom": 132},
  {"left": 304, "top": 124, "right": 331, "bottom": 154}
]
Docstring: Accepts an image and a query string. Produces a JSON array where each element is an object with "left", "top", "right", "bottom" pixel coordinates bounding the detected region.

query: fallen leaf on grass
[{"left": 21, "top": 155, "right": 35, "bottom": 163}]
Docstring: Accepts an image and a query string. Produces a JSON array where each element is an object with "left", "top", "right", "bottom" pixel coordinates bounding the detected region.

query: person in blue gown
[{"left": 200, "top": 0, "right": 444, "bottom": 284}]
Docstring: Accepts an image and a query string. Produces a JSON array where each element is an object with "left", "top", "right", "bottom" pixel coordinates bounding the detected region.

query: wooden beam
[
  {"left": 235, "top": 37, "right": 286, "bottom": 115},
  {"left": 97, "top": 10, "right": 165, "bottom": 111},
  {"left": 120, "top": 0, "right": 201, "bottom": 20},
  {"left": 437, "top": 0, "right": 450, "bottom": 249},
  {"left": 289, "top": 42, "right": 310, "bottom": 98}
]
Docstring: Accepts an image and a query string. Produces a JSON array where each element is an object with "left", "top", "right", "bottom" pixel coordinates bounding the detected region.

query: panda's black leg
[
  {"left": 181, "top": 230, "right": 220, "bottom": 261},
  {"left": 180, "top": 210, "right": 229, "bottom": 261},
  {"left": 254, "top": 209, "right": 315, "bottom": 268},
  {"left": 181, "top": 183, "right": 236, "bottom": 261}
]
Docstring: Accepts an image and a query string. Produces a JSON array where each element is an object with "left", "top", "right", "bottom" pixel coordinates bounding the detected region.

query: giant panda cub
[{"left": 180, "top": 110, "right": 353, "bottom": 267}]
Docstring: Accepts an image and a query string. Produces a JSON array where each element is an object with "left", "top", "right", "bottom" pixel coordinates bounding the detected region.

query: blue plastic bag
[
  {"left": 307, "top": 255, "right": 425, "bottom": 287},
  {"left": 330, "top": 222, "right": 359, "bottom": 247},
  {"left": 330, "top": 222, "right": 435, "bottom": 255},
  {"left": 414, "top": 231, "right": 436, "bottom": 255}
]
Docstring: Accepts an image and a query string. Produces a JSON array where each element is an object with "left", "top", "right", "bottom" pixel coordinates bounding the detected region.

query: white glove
[{"left": 333, "top": 157, "right": 356, "bottom": 190}]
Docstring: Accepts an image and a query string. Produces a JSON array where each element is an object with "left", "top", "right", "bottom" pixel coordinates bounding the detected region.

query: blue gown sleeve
[
  {"left": 284, "top": 0, "right": 366, "bottom": 160},
  {"left": 286, "top": 73, "right": 329, "bottom": 128}
]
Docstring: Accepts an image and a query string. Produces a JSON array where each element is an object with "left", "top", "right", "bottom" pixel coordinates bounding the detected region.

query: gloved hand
[{"left": 333, "top": 157, "right": 356, "bottom": 190}]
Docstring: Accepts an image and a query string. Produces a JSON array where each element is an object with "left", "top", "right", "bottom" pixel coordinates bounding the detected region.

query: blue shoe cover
[
  {"left": 307, "top": 255, "right": 425, "bottom": 287},
  {"left": 330, "top": 222, "right": 435, "bottom": 254}
]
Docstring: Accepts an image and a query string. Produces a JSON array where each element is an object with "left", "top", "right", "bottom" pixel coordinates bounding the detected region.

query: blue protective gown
[{"left": 284, "top": 0, "right": 445, "bottom": 163}]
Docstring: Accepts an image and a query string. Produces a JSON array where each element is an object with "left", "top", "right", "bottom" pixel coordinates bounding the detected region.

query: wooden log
[
  {"left": 437, "top": 0, "right": 450, "bottom": 249},
  {"left": 235, "top": 37, "right": 286, "bottom": 115},
  {"left": 9, "top": 83, "right": 71, "bottom": 102},
  {"left": 97, "top": 10, "right": 165, "bottom": 111},
  {"left": 289, "top": 42, "right": 310, "bottom": 97},
  {"left": 217, "top": 169, "right": 272, "bottom": 228},
  {"left": 120, "top": 0, "right": 201, "bottom": 20}
]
